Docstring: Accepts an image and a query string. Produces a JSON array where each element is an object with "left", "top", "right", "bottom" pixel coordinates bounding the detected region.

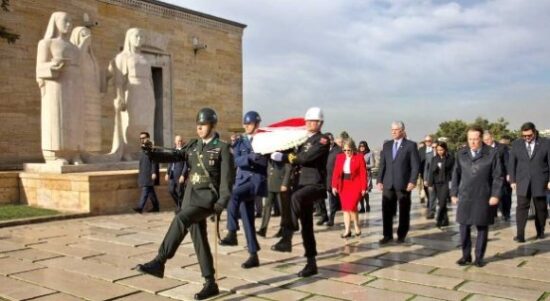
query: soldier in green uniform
[{"left": 135, "top": 108, "right": 234, "bottom": 300}]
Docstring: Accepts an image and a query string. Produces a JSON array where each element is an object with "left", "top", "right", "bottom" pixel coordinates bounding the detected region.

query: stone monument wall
[{"left": 0, "top": 0, "right": 245, "bottom": 168}]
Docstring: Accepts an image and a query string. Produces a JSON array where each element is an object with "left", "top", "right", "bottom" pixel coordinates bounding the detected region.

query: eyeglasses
[
  {"left": 343, "top": 149, "right": 352, "bottom": 152},
  {"left": 139, "top": 136, "right": 148, "bottom": 140},
  {"left": 522, "top": 134, "right": 534, "bottom": 139}
]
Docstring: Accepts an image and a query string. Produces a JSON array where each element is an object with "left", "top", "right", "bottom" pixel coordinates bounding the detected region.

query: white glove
[{"left": 271, "top": 152, "right": 283, "bottom": 162}]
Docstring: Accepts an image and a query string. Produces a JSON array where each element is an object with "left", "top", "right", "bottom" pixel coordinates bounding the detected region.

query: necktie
[
  {"left": 527, "top": 143, "right": 533, "bottom": 158},
  {"left": 392, "top": 141, "right": 398, "bottom": 160}
]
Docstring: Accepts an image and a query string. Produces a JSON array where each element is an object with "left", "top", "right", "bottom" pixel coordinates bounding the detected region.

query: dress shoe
[
  {"left": 503, "top": 216, "right": 511, "bottom": 222},
  {"left": 341, "top": 232, "right": 352, "bottom": 239},
  {"left": 440, "top": 220, "right": 449, "bottom": 227},
  {"left": 355, "top": 232, "right": 362, "bottom": 237},
  {"left": 256, "top": 228, "right": 267, "bottom": 238},
  {"left": 241, "top": 254, "right": 260, "bottom": 269},
  {"left": 219, "top": 232, "right": 238, "bottom": 246},
  {"left": 456, "top": 257, "right": 472, "bottom": 266},
  {"left": 133, "top": 207, "right": 143, "bottom": 214},
  {"left": 194, "top": 281, "right": 219, "bottom": 300},
  {"left": 366, "top": 205, "right": 371, "bottom": 212},
  {"left": 396, "top": 237, "right": 406, "bottom": 244},
  {"left": 536, "top": 233, "right": 545, "bottom": 240},
  {"left": 316, "top": 217, "right": 328, "bottom": 226},
  {"left": 514, "top": 236, "right": 526, "bottom": 243},
  {"left": 474, "top": 259, "right": 486, "bottom": 267},
  {"left": 255, "top": 213, "right": 262, "bottom": 218},
  {"left": 426, "top": 213, "right": 435, "bottom": 219},
  {"left": 379, "top": 237, "right": 393, "bottom": 245},
  {"left": 271, "top": 240, "right": 292, "bottom": 252},
  {"left": 326, "top": 221, "right": 334, "bottom": 227},
  {"left": 420, "top": 198, "right": 426, "bottom": 204},
  {"left": 135, "top": 259, "right": 165, "bottom": 278},
  {"left": 297, "top": 262, "right": 318, "bottom": 277},
  {"left": 147, "top": 207, "right": 160, "bottom": 213},
  {"left": 273, "top": 229, "right": 283, "bottom": 238}
]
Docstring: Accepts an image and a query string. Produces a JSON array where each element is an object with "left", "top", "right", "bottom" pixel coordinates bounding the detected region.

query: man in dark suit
[
  {"left": 418, "top": 135, "right": 435, "bottom": 208},
  {"left": 134, "top": 132, "right": 160, "bottom": 213},
  {"left": 509, "top": 122, "right": 550, "bottom": 242},
  {"left": 270, "top": 107, "right": 330, "bottom": 277},
  {"left": 452, "top": 126, "right": 503, "bottom": 267},
  {"left": 257, "top": 158, "right": 291, "bottom": 237},
  {"left": 325, "top": 133, "right": 342, "bottom": 226},
  {"left": 166, "top": 135, "right": 188, "bottom": 212},
  {"left": 377, "top": 121, "right": 420, "bottom": 244},
  {"left": 483, "top": 131, "right": 512, "bottom": 221}
]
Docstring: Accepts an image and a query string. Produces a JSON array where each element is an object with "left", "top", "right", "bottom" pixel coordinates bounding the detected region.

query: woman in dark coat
[
  {"left": 451, "top": 127, "right": 503, "bottom": 267},
  {"left": 427, "top": 142, "right": 454, "bottom": 227}
]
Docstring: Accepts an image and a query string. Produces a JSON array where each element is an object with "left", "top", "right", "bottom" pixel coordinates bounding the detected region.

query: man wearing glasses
[{"left": 509, "top": 122, "right": 550, "bottom": 242}]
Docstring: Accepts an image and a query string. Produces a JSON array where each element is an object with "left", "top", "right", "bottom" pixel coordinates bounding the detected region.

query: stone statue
[
  {"left": 109, "top": 28, "right": 155, "bottom": 161},
  {"left": 70, "top": 26, "right": 103, "bottom": 152},
  {"left": 36, "top": 12, "right": 85, "bottom": 164}
]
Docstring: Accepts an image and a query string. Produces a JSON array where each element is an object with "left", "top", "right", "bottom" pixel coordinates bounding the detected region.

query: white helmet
[{"left": 304, "top": 107, "right": 324, "bottom": 121}]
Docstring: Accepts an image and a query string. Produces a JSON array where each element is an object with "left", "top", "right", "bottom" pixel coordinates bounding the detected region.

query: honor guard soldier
[
  {"left": 219, "top": 111, "right": 268, "bottom": 269},
  {"left": 270, "top": 107, "right": 330, "bottom": 277},
  {"left": 135, "top": 108, "right": 234, "bottom": 300}
]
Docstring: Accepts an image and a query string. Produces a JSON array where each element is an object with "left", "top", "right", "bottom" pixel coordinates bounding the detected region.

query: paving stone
[
  {"left": 282, "top": 264, "right": 375, "bottom": 285},
  {"left": 0, "top": 257, "right": 45, "bottom": 275},
  {"left": 286, "top": 278, "right": 412, "bottom": 300},
  {"left": 304, "top": 296, "right": 345, "bottom": 301},
  {"left": 113, "top": 292, "right": 182, "bottom": 301},
  {"left": 213, "top": 293, "right": 267, "bottom": 301},
  {"left": 458, "top": 281, "right": 544, "bottom": 301},
  {"left": 82, "top": 233, "right": 154, "bottom": 247},
  {"left": 31, "top": 242, "right": 104, "bottom": 259},
  {"left": 367, "top": 278, "right": 468, "bottom": 301},
  {"left": 38, "top": 256, "right": 140, "bottom": 282},
  {"left": 165, "top": 267, "right": 206, "bottom": 284},
  {"left": 412, "top": 297, "right": 446, "bottom": 301},
  {"left": 116, "top": 274, "right": 185, "bottom": 294},
  {"left": 466, "top": 295, "right": 516, "bottom": 301},
  {"left": 13, "top": 268, "right": 137, "bottom": 301},
  {"left": 0, "top": 275, "right": 56, "bottom": 300},
  {"left": 0, "top": 240, "right": 27, "bottom": 253},
  {"left": 433, "top": 268, "right": 550, "bottom": 291},
  {"left": 69, "top": 240, "right": 152, "bottom": 257},
  {"left": 217, "top": 275, "right": 310, "bottom": 301},
  {"left": 31, "top": 292, "right": 86, "bottom": 301},
  {"left": 5, "top": 248, "right": 64, "bottom": 262},
  {"left": 316, "top": 259, "right": 379, "bottom": 274},
  {"left": 159, "top": 283, "right": 230, "bottom": 301},
  {"left": 471, "top": 263, "right": 550, "bottom": 283},
  {"left": 370, "top": 268, "right": 464, "bottom": 289},
  {"left": 377, "top": 252, "right": 428, "bottom": 263}
]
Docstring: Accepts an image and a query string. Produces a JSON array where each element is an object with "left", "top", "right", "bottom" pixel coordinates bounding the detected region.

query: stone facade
[
  {"left": 0, "top": 0, "right": 245, "bottom": 168},
  {"left": 0, "top": 172, "right": 19, "bottom": 205}
]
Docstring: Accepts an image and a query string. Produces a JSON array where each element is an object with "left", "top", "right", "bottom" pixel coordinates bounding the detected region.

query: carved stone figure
[
  {"left": 109, "top": 28, "right": 155, "bottom": 161},
  {"left": 70, "top": 26, "right": 102, "bottom": 152},
  {"left": 36, "top": 12, "right": 85, "bottom": 164}
]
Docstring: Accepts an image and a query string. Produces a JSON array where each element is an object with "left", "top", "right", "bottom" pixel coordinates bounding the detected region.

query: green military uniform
[{"left": 148, "top": 132, "right": 234, "bottom": 279}]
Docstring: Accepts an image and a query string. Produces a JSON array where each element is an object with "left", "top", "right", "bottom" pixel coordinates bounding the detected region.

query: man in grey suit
[
  {"left": 509, "top": 122, "right": 550, "bottom": 242},
  {"left": 377, "top": 121, "right": 420, "bottom": 244},
  {"left": 420, "top": 135, "right": 437, "bottom": 218},
  {"left": 452, "top": 126, "right": 503, "bottom": 267}
]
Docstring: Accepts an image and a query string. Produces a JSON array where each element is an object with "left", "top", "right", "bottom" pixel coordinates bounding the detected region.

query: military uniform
[
  {"left": 146, "top": 133, "right": 234, "bottom": 280},
  {"left": 258, "top": 159, "right": 292, "bottom": 236}
]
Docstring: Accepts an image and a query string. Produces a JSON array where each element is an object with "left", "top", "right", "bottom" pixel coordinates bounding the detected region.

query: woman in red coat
[{"left": 332, "top": 139, "right": 368, "bottom": 238}]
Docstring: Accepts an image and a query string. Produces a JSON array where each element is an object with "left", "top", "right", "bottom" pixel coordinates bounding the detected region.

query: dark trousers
[
  {"left": 158, "top": 205, "right": 214, "bottom": 279},
  {"left": 225, "top": 182, "right": 260, "bottom": 254},
  {"left": 138, "top": 186, "right": 159, "bottom": 210},
  {"left": 255, "top": 196, "right": 263, "bottom": 217},
  {"left": 459, "top": 224, "right": 488, "bottom": 261},
  {"left": 359, "top": 192, "right": 369, "bottom": 212},
  {"left": 168, "top": 180, "right": 183, "bottom": 208},
  {"left": 328, "top": 190, "right": 340, "bottom": 223},
  {"left": 317, "top": 198, "right": 328, "bottom": 220},
  {"left": 260, "top": 191, "right": 281, "bottom": 231},
  {"left": 499, "top": 185, "right": 512, "bottom": 218},
  {"left": 279, "top": 190, "right": 294, "bottom": 231},
  {"left": 382, "top": 188, "right": 411, "bottom": 239},
  {"left": 289, "top": 184, "right": 326, "bottom": 258},
  {"left": 427, "top": 186, "right": 437, "bottom": 215},
  {"left": 434, "top": 183, "right": 449, "bottom": 224},
  {"left": 516, "top": 187, "right": 548, "bottom": 238}
]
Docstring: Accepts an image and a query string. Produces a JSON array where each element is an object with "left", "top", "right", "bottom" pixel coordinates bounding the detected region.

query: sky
[{"left": 166, "top": 0, "right": 550, "bottom": 148}]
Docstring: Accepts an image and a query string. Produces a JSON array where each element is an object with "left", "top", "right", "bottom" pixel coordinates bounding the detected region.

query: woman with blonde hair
[{"left": 332, "top": 139, "right": 368, "bottom": 237}]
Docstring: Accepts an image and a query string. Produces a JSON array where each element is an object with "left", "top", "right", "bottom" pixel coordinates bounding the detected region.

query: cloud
[{"left": 167, "top": 0, "right": 550, "bottom": 147}]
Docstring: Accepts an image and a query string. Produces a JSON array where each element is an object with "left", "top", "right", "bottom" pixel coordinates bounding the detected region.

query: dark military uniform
[
  {"left": 147, "top": 133, "right": 234, "bottom": 280},
  {"left": 281, "top": 132, "right": 330, "bottom": 260},
  {"left": 258, "top": 159, "right": 292, "bottom": 235}
]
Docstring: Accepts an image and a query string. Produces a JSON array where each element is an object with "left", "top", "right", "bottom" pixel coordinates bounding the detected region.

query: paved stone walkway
[{"left": 1, "top": 192, "right": 549, "bottom": 301}]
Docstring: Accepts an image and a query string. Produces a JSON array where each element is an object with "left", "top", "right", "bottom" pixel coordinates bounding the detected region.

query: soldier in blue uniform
[
  {"left": 219, "top": 111, "right": 268, "bottom": 269},
  {"left": 270, "top": 107, "right": 330, "bottom": 277}
]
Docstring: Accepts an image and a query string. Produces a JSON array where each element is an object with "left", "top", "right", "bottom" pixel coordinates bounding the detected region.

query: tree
[
  {"left": 434, "top": 117, "right": 517, "bottom": 150},
  {"left": 0, "top": 0, "right": 20, "bottom": 44}
]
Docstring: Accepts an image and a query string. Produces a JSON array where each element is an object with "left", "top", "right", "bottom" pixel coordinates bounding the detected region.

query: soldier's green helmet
[{"left": 196, "top": 108, "right": 218, "bottom": 125}]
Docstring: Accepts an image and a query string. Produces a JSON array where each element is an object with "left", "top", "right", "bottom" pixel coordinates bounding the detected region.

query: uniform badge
[{"left": 191, "top": 173, "right": 201, "bottom": 185}]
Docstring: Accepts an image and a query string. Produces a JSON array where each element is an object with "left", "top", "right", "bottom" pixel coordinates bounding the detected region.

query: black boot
[
  {"left": 194, "top": 278, "right": 219, "bottom": 300},
  {"left": 298, "top": 257, "right": 318, "bottom": 277},
  {"left": 219, "top": 231, "right": 238, "bottom": 246},
  {"left": 271, "top": 238, "right": 292, "bottom": 252},
  {"left": 256, "top": 228, "right": 267, "bottom": 238},
  {"left": 241, "top": 253, "right": 260, "bottom": 269},
  {"left": 135, "top": 258, "right": 165, "bottom": 278},
  {"left": 316, "top": 216, "right": 328, "bottom": 226}
]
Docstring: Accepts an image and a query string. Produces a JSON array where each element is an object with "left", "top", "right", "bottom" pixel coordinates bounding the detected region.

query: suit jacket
[
  {"left": 377, "top": 138, "right": 420, "bottom": 191},
  {"left": 326, "top": 144, "right": 342, "bottom": 189},
  {"left": 509, "top": 137, "right": 550, "bottom": 197},
  {"left": 451, "top": 145, "right": 503, "bottom": 226},
  {"left": 418, "top": 146, "right": 434, "bottom": 179},
  {"left": 232, "top": 135, "right": 268, "bottom": 197},
  {"left": 427, "top": 154, "right": 454, "bottom": 186},
  {"left": 267, "top": 159, "right": 291, "bottom": 192},
  {"left": 138, "top": 152, "right": 159, "bottom": 187},
  {"left": 167, "top": 156, "right": 187, "bottom": 182},
  {"left": 285, "top": 132, "right": 330, "bottom": 188},
  {"left": 331, "top": 153, "right": 367, "bottom": 192}
]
